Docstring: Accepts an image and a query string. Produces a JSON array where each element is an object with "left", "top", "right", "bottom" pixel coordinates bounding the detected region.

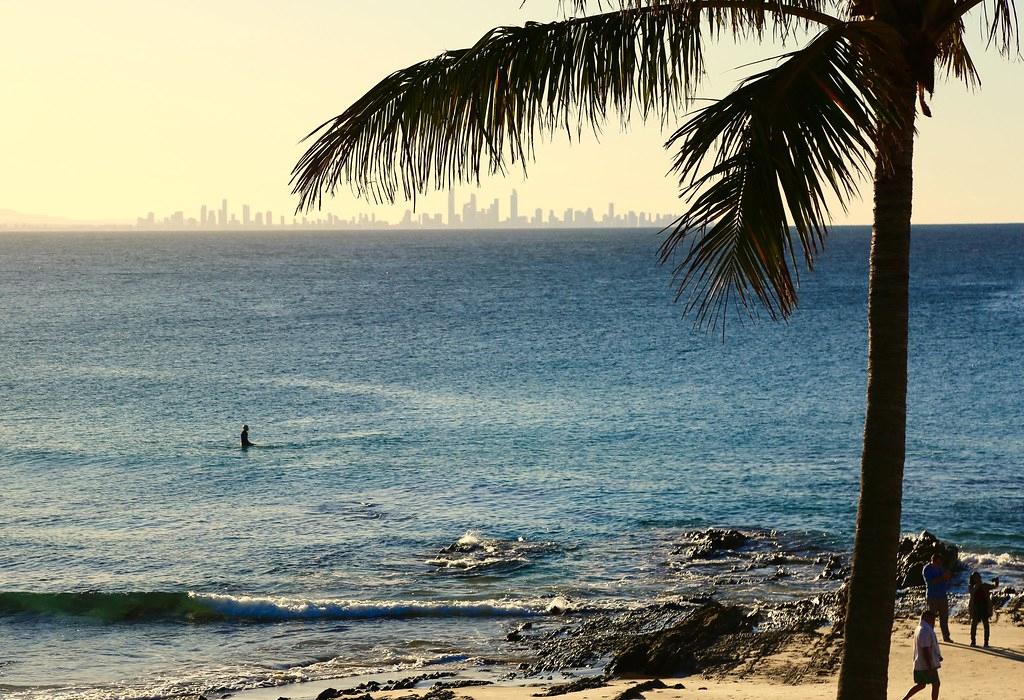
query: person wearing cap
[
  {"left": 902, "top": 609, "right": 942, "bottom": 700},
  {"left": 922, "top": 553, "right": 954, "bottom": 642}
]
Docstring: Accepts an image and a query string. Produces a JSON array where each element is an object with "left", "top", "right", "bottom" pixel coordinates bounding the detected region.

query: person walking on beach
[
  {"left": 923, "top": 553, "right": 954, "bottom": 642},
  {"left": 240, "top": 424, "right": 254, "bottom": 449},
  {"left": 969, "top": 571, "right": 1000, "bottom": 648},
  {"left": 902, "top": 609, "right": 942, "bottom": 700}
]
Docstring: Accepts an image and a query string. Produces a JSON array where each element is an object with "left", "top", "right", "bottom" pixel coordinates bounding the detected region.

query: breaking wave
[{"left": 0, "top": 591, "right": 581, "bottom": 623}]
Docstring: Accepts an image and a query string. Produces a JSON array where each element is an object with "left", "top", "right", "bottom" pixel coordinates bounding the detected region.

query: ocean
[{"left": 1, "top": 225, "right": 1021, "bottom": 699}]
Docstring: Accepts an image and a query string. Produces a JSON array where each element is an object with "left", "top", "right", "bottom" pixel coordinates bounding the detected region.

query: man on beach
[
  {"left": 923, "top": 553, "right": 954, "bottom": 642},
  {"left": 902, "top": 610, "right": 942, "bottom": 700}
]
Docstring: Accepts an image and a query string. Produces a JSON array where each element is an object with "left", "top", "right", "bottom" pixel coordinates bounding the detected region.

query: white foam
[
  {"left": 456, "top": 531, "right": 482, "bottom": 547},
  {"left": 190, "top": 593, "right": 548, "bottom": 620},
  {"left": 425, "top": 555, "right": 527, "bottom": 569},
  {"left": 959, "top": 551, "right": 1024, "bottom": 569}
]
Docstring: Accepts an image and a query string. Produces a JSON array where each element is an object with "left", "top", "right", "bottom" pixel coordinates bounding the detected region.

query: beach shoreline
[{"left": 234, "top": 620, "right": 1024, "bottom": 700}]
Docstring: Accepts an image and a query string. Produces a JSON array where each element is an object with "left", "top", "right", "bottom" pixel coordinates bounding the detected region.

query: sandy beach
[{"left": 235, "top": 620, "right": 1023, "bottom": 700}]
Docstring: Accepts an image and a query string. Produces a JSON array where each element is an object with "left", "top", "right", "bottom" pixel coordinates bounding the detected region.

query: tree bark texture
[{"left": 836, "top": 81, "right": 918, "bottom": 700}]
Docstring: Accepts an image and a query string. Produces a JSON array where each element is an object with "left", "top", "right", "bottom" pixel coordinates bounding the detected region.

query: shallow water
[{"left": 1, "top": 226, "right": 1022, "bottom": 698}]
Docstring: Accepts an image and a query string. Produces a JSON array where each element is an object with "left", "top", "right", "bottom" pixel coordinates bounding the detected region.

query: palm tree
[{"left": 291, "top": 2, "right": 1018, "bottom": 697}]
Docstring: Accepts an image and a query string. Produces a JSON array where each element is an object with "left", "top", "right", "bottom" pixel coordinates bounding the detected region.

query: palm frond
[
  {"left": 936, "top": 19, "right": 981, "bottom": 88},
  {"left": 659, "top": 21, "right": 903, "bottom": 328},
  {"left": 292, "top": 1, "right": 841, "bottom": 210},
  {"left": 952, "top": 0, "right": 1020, "bottom": 56},
  {"left": 981, "top": 0, "right": 1020, "bottom": 56}
]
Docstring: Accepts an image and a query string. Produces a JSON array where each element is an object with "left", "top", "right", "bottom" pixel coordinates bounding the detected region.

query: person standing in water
[{"left": 240, "top": 424, "right": 254, "bottom": 448}]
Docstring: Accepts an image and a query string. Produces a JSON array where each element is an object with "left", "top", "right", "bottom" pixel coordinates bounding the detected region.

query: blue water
[{"left": 1, "top": 226, "right": 1022, "bottom": 699}]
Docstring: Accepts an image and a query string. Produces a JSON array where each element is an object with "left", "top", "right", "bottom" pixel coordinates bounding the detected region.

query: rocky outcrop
[
  {"left": 610, "top": 602, "right": 754, "bottom": 676},
  {"left": 672, "top": 529, "right": 750, "bottom": 559},
  {"left": 896, "top": 531, "right": 960, "bottom": 589}
]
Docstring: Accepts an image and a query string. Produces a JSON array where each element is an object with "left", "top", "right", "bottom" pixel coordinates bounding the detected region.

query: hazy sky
[{"left": 2, "top": 1, "right": 1022, "bottom": 224}]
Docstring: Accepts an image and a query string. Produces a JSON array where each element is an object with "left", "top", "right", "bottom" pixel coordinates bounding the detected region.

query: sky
[{"left": 2, "top": 0, "right": 1022, "bottom": 225}]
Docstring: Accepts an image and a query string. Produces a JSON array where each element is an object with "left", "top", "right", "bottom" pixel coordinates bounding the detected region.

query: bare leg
[
  {"left": 902, "top": 684, "right": 926, "bottom": 700},
  {"left": 931, "top": 680, "right": 940, "bottom": 700}
]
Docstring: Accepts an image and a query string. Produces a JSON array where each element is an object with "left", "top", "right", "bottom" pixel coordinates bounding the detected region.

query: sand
[{"left": 235, "top": 620, "right": 1024, "bottom": 700}]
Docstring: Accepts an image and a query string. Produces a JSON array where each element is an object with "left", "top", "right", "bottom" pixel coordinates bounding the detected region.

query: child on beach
[
  {"left": 969, "top": 571, "right": 999, "bottom": 648},
  {"left": 902, "top": 609, "right": 942, "bottom": 700}
]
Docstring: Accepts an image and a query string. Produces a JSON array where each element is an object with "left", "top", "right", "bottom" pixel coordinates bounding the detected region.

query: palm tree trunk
[{"left": 836, "top": 82, "right": 918, "bottom": 700}]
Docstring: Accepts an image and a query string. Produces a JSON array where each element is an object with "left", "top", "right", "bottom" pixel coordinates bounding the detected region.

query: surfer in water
[{"left": 240, "top": 424, "right": 254, "bottom": 449}]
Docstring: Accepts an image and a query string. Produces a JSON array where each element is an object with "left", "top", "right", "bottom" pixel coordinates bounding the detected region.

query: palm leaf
[
  {"left": 936, "top": 19, "right": 981, "bottom": 88},
  {"left": 292, "top": 1, "right": 841, "bottom": 210},
  {"left": 952, "top": 0, "right": 1020, "bottom": 57},
  {"left": 980, "top": 0, "right": 1020, "bottom": 55},
  {"left": 659, "top": 21, "right": 902, "bottom": 328}
]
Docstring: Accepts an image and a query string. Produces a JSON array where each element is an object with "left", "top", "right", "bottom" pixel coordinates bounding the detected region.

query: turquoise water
[{"left": 1, "top": 226, "right": 1021, "bottom": 698}]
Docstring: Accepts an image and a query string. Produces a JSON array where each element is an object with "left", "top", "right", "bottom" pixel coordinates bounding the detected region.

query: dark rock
[
  {"left": 316, "top": 690, "right": 342, "bottom": 700},
  {"left": 432, "top": 681, "right": 493, "bottom": 689},
  {"left": 522, "top": 622, "right": 534, "bottom": 630},
  {"left": 532, "top": 675, "right": 609, "bottom": 697},
  {"left": 611, "top": 602, "right": 754, "bottom": 676},
  {"left": 532, "top": 602, "right": 695, "bottom": 671},
  {"left": 896, "top": 531, "right": 959, "bottom": 589},
  {"left": 344, "top": 673, "right": 455, "bottom": 695},
  {"left": 815, "top": 554, "right": 849, "bottom": 581},
  {"left": 420, "top": 689, "right": 456, "bottom": 700},
  {"left": 507, "top": 630, "right": 522, "bottom": 642},
  {"left": 611, "top": 678, "right": 667, "bottom": 700},
  {"left": 673, "top": 529, "right": 749, "bottom": 559}
]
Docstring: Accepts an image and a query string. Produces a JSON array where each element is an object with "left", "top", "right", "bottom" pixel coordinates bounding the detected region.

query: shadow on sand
[{"left": 946, "top": 641, "right": 1024, "bottom": 662}]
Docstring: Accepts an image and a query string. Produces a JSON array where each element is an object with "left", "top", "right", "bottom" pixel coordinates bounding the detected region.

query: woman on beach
[{"left": 969, "top": 571, "right": 999, "bottom": 648}]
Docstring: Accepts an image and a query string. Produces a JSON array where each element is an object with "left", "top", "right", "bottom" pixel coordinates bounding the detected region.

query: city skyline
[{"left": 124, "top": 190, "right": 678, "bottom": 231}]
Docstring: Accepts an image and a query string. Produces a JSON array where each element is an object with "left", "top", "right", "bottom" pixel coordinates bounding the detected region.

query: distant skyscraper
[
  {"left": 242, "top": 204, "right": 251, "bottom": 227},
  {"left": 463, "top": 194, "right": 477, "bottom": 227},
  {"left": 447, "top": 190, "right": 456, "bottom": 226},
  {"left": 220, "top": 199, "right": 228, "bottom": 227},
  {"left": 510, "top": 189, "right": 518, "bottom": 222},
  {"left": 200, "top": 204, "right": 208, "bottom": 228}
]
